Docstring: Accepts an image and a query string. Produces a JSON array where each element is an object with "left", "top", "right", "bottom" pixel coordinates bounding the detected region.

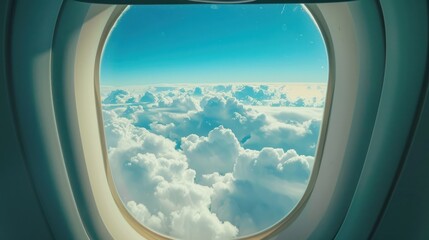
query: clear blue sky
[{"left": 100, "top": 4, "right": 328, "bottom": 86}]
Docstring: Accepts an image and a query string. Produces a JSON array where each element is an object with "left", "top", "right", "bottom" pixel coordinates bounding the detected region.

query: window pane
[{"left": 100, "top": 4, "right": 328, "bottom": 239}]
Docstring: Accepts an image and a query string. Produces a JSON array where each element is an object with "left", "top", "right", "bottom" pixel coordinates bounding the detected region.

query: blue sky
[{"left": 100, "top": 4, "right": 328, "bottom": 86}]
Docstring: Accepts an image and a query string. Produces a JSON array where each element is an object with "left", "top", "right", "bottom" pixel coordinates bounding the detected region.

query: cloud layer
[{"left": 102, "top": 83, "right": 326, "bottom": 239}]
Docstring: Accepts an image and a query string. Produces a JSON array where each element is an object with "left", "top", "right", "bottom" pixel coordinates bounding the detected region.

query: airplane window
[{"left": 99, "top": 4, "right": 328, "bottom": 239}]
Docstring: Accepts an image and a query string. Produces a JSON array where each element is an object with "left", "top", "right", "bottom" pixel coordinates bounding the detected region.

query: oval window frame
[{"left": 94, "top": 3, "right": 335, "bottom": 240}]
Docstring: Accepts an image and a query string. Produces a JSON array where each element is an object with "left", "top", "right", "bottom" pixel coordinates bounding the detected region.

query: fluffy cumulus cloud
[
  {"left": 106, "top": 115, "right": 237, "bottom": 239},
  {"left": 243, "top": 118, "right": 322, "bottom": 156},
  {"left": 181, "top": 126, "right": 240, "bottom": 180},
  {"left": 233, "top": 85, "right": 274, "bottom": 104},
  {"left": 101, "top": 83, "right": 326, "bottom": 238},
  {"left": 102, "top": 89, "right": 130, "bottom": 104},
  {"left": 140, "top": 91, "right": 157, "bottom": 103}
]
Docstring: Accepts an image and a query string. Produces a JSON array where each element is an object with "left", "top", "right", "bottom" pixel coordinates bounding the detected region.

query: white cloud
[
  {"left": 233, "top": 85, "right": 274, "bottom": 104},
  {"left": 181, "top": 126, "right": 240, "bottom": 180},
  {"left": 101, "top": 83, "right": 325, "bottom": 238},
  {"left": 200, "top": 147, "right": 312, "bottom": 236},
  {"left": 127, "top": 201, "right": 167, "bottom": 233},
  {"left": 193, "top": 86, "right": 203, "bottom": 96},
  {"left": 102, "top": 89, "right": 130, "bottom": 104},
  {"left": 105, "top": 112, "right": 238, "bottom": 239},
  {"left": 168, "top": 95, "right": 201, "bottom": 112},
  {"left": 234, "top": 148, "right": 312, "bottom": 184},
  {"left": 169, "top": 206, "right": 238, "bottom": 240},
  {"left": 140, "top": 91, "right": 157, "bottom": 103},
  {"left": 242, "top": 118, "right": 321, "bottom": 156}
]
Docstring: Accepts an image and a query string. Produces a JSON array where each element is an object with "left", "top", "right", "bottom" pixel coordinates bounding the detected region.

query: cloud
[
  {"left": 181, "top": 126, "right": 240, "bottom": 180},
  {"left": 102, "top": 109, "right": 137, "bottom": 149},
  {"left": 130, "top": 88, "right": 321, "bottom": 155},
  {"left": 146, "top": 95, "right": 266, "bottom": 147},
  {"left": 102, "top": 89, "right": 130, "bottom": 104},
  {"left": 127, "top": 201, "right": 167, "bottom": 233},
  {"left": 202, "top": 147, "right": 312, "bottom": 235},
  {"left": 213, "top": 85, "right": 232, "bottom": 93},
  {"left": 233, "top": 85, "right": 274, "bottom": 102},
  {"left": 169, "top": 206, "right": 238, "bottom": 240},
  {"left": 168, "top": 95, "right": 201, "bottom": 112},
  {"left": 234, "top": 148, "right": 312, "bottom": 184},
  {"left": 101, "top": 83, "right": 326, "bottom": 238},
  {"left": 243, "top": 118, "right": 321, "bottom": 156},
  {"left": 120, "top": 105, "right": 144, "bottom": 121},
  {"left": 140, "top": 91, "right": 157, "bottom": 103},
  {"left": 193, "top": 87, "right": 203, "bottom": 96},
  {"left": 105, "top": 112, "right": 238, "bottom": 239}
]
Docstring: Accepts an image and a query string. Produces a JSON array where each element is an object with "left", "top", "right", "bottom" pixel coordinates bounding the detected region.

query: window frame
[
  {"left": 49, "top": 1, "right": 386, "bottom": 239},
  {"left": 94, "top": 3, "right": 334, "bottom": 240}
]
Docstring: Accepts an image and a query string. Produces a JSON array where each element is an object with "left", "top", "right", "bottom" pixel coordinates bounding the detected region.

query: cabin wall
[{"left": 0, "top": 0, "right": 53, "bottom": 239}]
